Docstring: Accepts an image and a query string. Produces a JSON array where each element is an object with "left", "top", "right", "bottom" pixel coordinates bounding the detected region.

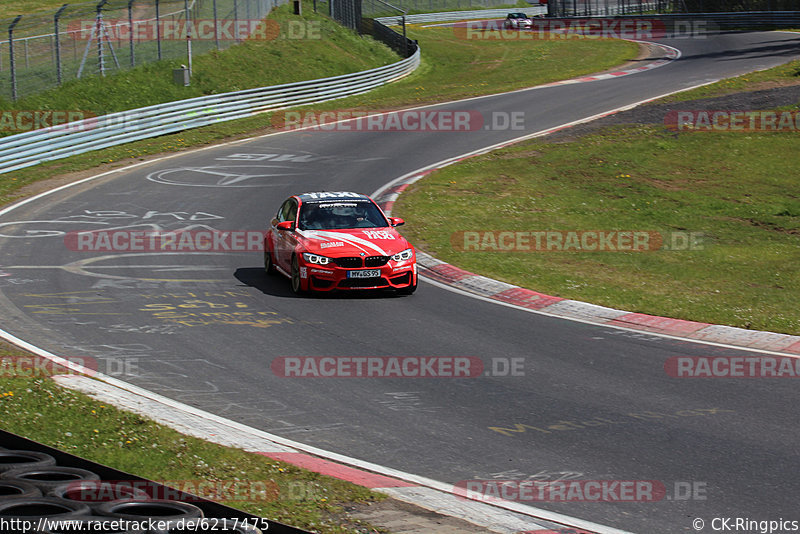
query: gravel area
[{"left": 545, "top": 82, "right": 800, "bottom": 141}]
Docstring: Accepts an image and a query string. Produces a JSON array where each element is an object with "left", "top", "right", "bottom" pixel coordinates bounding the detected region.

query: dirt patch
[
  {"left": 543, "top": 83, "right": 800, "bottom": 142},
  {"left": 346, "top": 497, "right": 497, "bottom": 533}
]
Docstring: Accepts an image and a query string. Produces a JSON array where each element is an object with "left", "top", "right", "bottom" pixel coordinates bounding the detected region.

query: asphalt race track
[{"left": 1, "top": 31, "right": 799, "bottom": 533}]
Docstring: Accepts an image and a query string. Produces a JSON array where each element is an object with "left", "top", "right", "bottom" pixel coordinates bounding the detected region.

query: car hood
[{"left": 296, "top": 228, "right": 411, "bottom": 257}]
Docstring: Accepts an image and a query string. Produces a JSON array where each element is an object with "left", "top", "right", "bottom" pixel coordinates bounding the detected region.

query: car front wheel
[
  {"left": 264, "top": 250, "right": 277, "bottom": 275},
  {"left": 397, "top": 280, "right": 417, "bottom": 295},
  {"left": 291, "top": 255, "right": 305, "bottom": 295}
]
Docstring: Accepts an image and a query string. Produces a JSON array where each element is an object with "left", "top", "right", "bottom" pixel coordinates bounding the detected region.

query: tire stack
[{"left": 0, "top": 432, "right": 311, "bottom": 534}]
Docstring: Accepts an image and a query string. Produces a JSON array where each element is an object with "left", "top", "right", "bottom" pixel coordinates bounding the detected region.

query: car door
[{"left": 272, "top": 198, "right": 298, "bottom": 270}]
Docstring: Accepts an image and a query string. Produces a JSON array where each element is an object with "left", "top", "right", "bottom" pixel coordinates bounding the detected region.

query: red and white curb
[
  {"left": 47, "top": 372, "right": 630, "bottom": 534},
  {"left": 539, "top": 40, "right": 679, "bottom": 84},
  {"left": 372, "top": 116, "right": 800, "bottom": 359}
]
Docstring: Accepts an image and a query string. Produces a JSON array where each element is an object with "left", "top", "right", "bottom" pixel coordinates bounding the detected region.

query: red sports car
[{"left": 264, "top": 192, "right": 417, "bottom": 295}]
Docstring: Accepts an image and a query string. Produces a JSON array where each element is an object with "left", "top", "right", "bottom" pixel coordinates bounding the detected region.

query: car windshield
[{"left": 298, "top": 201, "right": 389, "bottom": 230}]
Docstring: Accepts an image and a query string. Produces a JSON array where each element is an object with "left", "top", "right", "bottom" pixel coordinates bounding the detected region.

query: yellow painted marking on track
[{"left": 489, "top": 408, "right": 736, "bottom": 436}]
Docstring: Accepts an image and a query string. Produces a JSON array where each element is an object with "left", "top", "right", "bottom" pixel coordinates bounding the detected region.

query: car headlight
[
  {"left": 391, "top": 248, "right": 413, "bottom": 262},
  {"left": 303, "top": 252, "right": 332, "bottom": 265}
]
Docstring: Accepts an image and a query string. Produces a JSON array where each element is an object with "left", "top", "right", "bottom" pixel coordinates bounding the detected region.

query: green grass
[
  {"left": 333, "top": 26, "right": 638, "bottom": 109},
  {"left": 394, "top": 123, "right": 800, "bottom": 335},
  {"left": 0, "top": 343, "right": 385, "bottom": 533}
]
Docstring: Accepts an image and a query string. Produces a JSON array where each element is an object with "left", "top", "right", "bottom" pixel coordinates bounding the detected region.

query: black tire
[
  {"left": 0, "top": 479, "right": 42, "bottom": 499},
  {"left": 1, "top": 466, "right": 100, "bottom": 494},
  {"left": 0, "top": 450, "right": 56, "bottom": 474},
  {"left": 0, "top": 497, "right": 90, "bottom": 520},
  {"left": 396, "top": 280, "right": 417, "bottom": 295},
  {"left": 95, "top": 499, "right": 203, "bottom": 522},
  {"left": 290, "top": 255, "right": 305, "bottom": 295},
  {"left": 263, "top": 250, "right": 276, "bottom": 275},
  {"left": 49, "top": 481, "right": 150, "bottom": 513}
]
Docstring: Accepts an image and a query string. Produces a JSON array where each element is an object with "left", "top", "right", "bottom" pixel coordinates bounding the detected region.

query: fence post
[
  {"left": 212, "top": 0, "right": 219, "bottom": 49},
  {"left": 9, "top": 15, "right": 22, "bottom": 101},
  {"left": 127, "top": 0, "right": 135, "bottom": 67},
  {"left": 156, "top": 0, "right": 162, "bottom": 60},
  {"left": 234, "top": 0, "right": 241, "bottom": 43},
  {"left": 96, "top": 0, "right": 108, "bottom": 76},
  {"left": 402, "top": 14, "right": 407, "bottom": 58},
  {"left": 184, "top": 0, "right": 192, "bottom": 76},
  {"left": 55, "top": 4, "right": 69, "bottom": 85}
]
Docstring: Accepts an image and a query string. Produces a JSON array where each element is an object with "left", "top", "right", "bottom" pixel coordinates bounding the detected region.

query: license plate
[{"left": 347, "top": 269, "right": 381, "bottom": 279}]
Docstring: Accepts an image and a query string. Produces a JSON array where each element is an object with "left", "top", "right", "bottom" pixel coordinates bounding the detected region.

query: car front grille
[
  {"left": 364, "top": 256, "right": 390, "bottom": 267},
  {"left": 333, "top": 257, "right": 363, "bottom": 268}
]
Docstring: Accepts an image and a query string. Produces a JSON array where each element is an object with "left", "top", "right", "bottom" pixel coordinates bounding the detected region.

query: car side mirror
[
  {"left": 276, "top": 221, "right": 295, "bottom": 231},
  {"left": 389, "top": 217, "right": 405, "bottom": 227}
]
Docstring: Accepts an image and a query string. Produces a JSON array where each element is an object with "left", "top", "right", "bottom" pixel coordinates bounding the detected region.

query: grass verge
[
  {"left": 0, "top": 342, "right": 385, "bottom": 533},
  {"left": 394, "top": 59, "right": 800, "bottom": 335}
]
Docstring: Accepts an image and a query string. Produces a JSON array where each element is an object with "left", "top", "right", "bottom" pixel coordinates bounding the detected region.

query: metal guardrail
[
  {"left": 376, "top": 6, "right": 546, "bottom": 24},
  {"left": 0, "top": 48, "right": 420, "bottom": 174}
]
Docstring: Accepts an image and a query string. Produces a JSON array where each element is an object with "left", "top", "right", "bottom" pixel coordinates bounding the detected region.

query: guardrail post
[
  {"left": 8, "top": 15, "right": 22, "bottom": 101},
  {"left": 55, "top": 4, "right": 69, "bottom": 85}
]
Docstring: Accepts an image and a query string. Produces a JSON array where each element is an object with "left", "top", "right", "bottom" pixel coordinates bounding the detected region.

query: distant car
[
  {"left": 264, "top": 191, "right": 417, "bottom": 295},
  {"left": 504, "top": 12, "right": 533, "bottom": 29}
]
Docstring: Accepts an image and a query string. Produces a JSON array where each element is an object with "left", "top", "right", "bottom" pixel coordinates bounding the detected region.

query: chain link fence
[
  {"left": 545, "top": 0, "right": 799, "bottom": 14},
  {"left": 681, "top": 0, "right": 800, "bottom": 10},
  {"left": 546, "top": 0, "right": 673, "bottom": 16},
  {"left": 1, "top": 0, "right": 285, "bottom": 100}
]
